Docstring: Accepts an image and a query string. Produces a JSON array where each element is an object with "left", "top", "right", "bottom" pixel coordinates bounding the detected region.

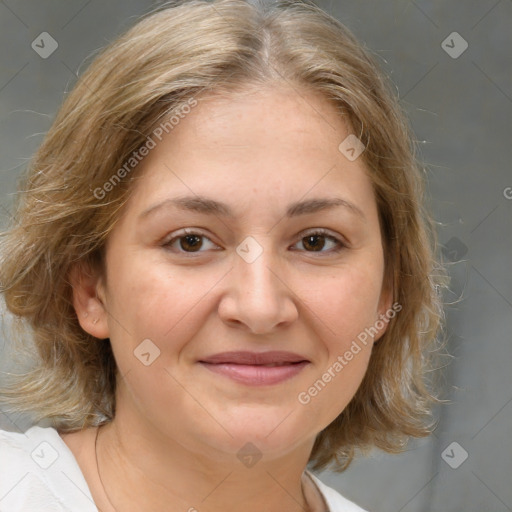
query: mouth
[
  {"left": 198, "top": 351, "right": 310, "bottom": 386},
  {"left": 199, "top": 350, "right": 309, "bottom": 366}
]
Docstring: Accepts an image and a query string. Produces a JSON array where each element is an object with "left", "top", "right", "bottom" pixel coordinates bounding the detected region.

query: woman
[{"left": 0, "top": 1, "right": 448, "bottom": 510}]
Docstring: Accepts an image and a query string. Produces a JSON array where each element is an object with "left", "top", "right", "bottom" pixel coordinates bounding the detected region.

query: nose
[{"left": 218, "top": 240, "right": 299, "bottom": 334}]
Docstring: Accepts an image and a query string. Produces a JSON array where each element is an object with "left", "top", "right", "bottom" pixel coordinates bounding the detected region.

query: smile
[{"left": 199, "top": 361, "right": 310, "bottom": 386}]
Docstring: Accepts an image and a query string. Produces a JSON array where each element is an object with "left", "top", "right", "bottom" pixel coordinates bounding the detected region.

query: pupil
[
  {"left": 178, "top": 235, "right": 326, "bottom": 252},
  {"left": 181, "top": 235, "right": 202, "bottom": 251},
  {"left": 304, "top": 235, "right": 324, "bottom": 251}
]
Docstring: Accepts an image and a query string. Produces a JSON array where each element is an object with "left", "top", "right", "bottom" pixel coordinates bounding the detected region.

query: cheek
[
  {"left": 304, "top": 262, "right": 384, "bottom": 344},
  {"left": 298, "top": 345, "right": 372, "bottom": 427},
  {"left": 296, "top": 267, "right": 380, "bottom": 420},
  {"left": 104, "top": 256, "right": 216, "bottom": 363},
  {"left": 103, "top": 264, "right": 210, "bottom": 419},
  {"left": 291, "top": 262, "right": 383, "bottom": 412}
]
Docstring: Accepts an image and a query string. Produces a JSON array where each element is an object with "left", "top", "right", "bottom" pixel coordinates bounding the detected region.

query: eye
[
  {"left": 162, "top": 228, "right": 346, "bottom": 256},
  {"left": 291, "top": 229, "right": 346, "bottom": 254},
  {"left": 162, "top": 229, "right": 219, "bottom": 254}
]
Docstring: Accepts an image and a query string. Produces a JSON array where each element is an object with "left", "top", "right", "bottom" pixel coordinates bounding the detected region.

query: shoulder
[
  {"left": 305, "top": 470, "right": 369, "bottom": 512},
  {"left": 0, "top": 426, "right": 98, "bottom": 511}
]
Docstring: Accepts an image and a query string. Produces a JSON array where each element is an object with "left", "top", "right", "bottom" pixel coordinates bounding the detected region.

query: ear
[
  {"left": 374, "top": 270, "right": 395, "bottom": 342},
  {"left": 68, "top": 260, "right": 110, "bottom": 340}
]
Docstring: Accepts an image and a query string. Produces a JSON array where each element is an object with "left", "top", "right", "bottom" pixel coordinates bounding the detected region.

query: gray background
[{"left": 0, "top": 1, "right": 511, "bottom": 511}]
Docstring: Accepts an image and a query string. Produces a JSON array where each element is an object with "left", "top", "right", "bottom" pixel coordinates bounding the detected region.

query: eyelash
[{"left": 162, "top": 228, "right": 347, "bottom": 256}]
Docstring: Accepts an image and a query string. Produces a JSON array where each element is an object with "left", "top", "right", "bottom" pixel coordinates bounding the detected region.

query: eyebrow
[{"left": 139, "top": 195, "right": 366, "bottom": 222}]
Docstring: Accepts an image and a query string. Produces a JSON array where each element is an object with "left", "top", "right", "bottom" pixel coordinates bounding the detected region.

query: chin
[{"left": 203, "top": 412, "right": 311, "bottom": 457}]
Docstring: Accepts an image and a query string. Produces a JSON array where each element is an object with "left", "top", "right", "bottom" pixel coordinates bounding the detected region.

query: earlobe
[
  {"left": 379, "top": 286, "right": 394, "bottom": 318},
  {"left": 374, "top": 278, "right": 394, "bottom": 342},
  {"left": 68, "top": 262, "right": 110, "bottom": 340}
]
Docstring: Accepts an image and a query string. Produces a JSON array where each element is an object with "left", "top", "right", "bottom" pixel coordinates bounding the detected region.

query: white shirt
[{"left": 0, "top": 426, "right": 368, "bottom": 512}]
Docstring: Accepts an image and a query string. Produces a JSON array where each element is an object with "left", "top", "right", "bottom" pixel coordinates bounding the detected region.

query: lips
[
  {"left": 198, "top": 351, "right": 310, "bottom": 386},
  {"left": 199, "top": 350, "right": 309, "bottom": 366}
]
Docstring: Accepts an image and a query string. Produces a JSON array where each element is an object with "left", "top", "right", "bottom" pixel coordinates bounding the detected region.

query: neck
[{"left": 95, "top": 412, "right": 317, "bottom": 512}]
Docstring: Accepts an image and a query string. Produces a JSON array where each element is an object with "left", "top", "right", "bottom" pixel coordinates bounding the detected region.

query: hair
[{"left": 0, "top": 0, "right": 450, "bottom": 472}]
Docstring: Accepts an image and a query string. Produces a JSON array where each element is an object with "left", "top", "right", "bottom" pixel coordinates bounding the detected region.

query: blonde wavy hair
[{"left": 0, "top": 0, "right": 449, "bottom": 472}]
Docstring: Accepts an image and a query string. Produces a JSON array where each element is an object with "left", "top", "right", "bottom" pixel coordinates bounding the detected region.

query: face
[{"left": 73, "top": 84, "right": 391, "bottom": 462}]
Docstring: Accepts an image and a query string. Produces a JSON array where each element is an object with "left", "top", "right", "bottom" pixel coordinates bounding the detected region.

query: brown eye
[
  {"left": 178, "top": 234, "right": 203, "bottom": 252},
  {"left": 293, "top": 230, "right": 345, "bottom": 254},
  {"left": 302, "top": 234, "right": 328, "bottom": 252},
  {"left": 163, "top": 230, "right": 218, "bottom": 254}
]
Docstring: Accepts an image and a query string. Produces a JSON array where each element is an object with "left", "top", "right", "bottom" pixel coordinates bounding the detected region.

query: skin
[{"left": 63, "top": 83, "right": 392, "bottom": 512}]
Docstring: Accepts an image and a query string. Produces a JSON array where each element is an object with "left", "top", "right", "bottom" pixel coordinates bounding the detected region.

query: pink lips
[{"left": 199, "top": 351, "right": 310, "bottom": 386}]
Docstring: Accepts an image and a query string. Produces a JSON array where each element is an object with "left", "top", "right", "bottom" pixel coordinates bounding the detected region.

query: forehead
[
  {"left": 123, "top": 84, "right": 378, "bottom": 225},
  {"left": 181, "top": 84, "right": 347, "bottom": 152}
]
